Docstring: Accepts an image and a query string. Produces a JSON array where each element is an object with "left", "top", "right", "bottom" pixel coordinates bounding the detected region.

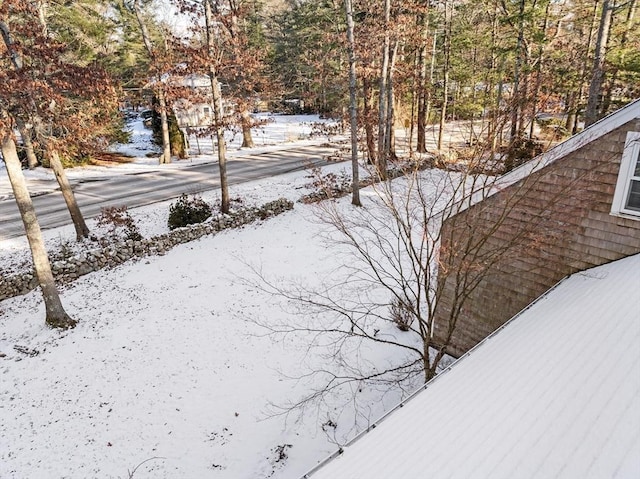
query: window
[
  {"left": 203, "top": 107, "right": 211, "bottom": 115},
  {"left": 611, "top": 131, "right": 640, "bottom": 218}
]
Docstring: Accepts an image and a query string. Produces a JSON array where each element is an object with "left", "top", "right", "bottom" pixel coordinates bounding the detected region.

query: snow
[
  {"left": 110, "top": 113, "right": 339, "bottom": 163},
  {"left": 1, "top": 112, "right": 601, "bottom": 479},
  {"left": 306, "top": 253, "right": 640, "bottom": 479},
  {"left": 0, "top": 173, "right": 421, "bottom": 478},
  {"left": 0, "top": 114, "right": 434, "bottom": 478},
  {"left": 0, "top": 113, "right": 344, "bottom": 273}
]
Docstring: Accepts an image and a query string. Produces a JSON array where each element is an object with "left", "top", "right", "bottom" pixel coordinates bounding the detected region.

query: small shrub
[
  {"left": 390, "top": 297, "right": 415, "bottom": 332},
  {"left": 168, "top": 194, "right": 212, "bottom": 230},
  {"left": 308, "top": 121, "right": 343, "bottom": 142},
  {"left": 300, "top": 167, "right": 352, "bottom": 203},
  {"left": 96, "top": 206, "right": 142, "bottom": 241}
]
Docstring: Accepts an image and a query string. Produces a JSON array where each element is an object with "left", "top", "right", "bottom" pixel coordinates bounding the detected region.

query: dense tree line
[
  {"left": 4, "top": 0, "right": 637, "bottom": 166},
  {"left": 1, "top": 0, "right": 638, "bottom": 327}
]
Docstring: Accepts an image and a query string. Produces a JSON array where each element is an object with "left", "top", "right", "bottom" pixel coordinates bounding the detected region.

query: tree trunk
[
  {"left": 48, "top": 149, "right": 89, "bottom": 241},
  {"left": 437, "top": 0, "right": 451, "bottom": 151},
  {"left": 2, "top": 11, "right": 88, "bottom": 243},
  {"left": 132, "top": 0, "right": 171, "bottom": 164},
  {"left": 240, "top": 109, "right": 255, "bottom": 148},
  {"left": 17, "top": 120, "right": 39, "bottom": 169},
  {"left": 416, "top": 8, "right": 429, "bottom": 154},
  {"left": 495, "top": 68, "right": 505, "bottom": 150},
  {"left": 376, "top": 0, "right": 391, "bottom": 179},
  {"left": 424, "top": 31, "right": 438, "bottom": 142},
  {"left": 485, "top": 4, "right": 499, "bottom": 153},
  {"left": 425, "top": 31, "right": 437, "bottom": 133},
  {"left": 344, "top": 0, "right": 361, "bottom": 206},
  {"left": 156, "top": 87, "right": 172, "bottom": 164},
  {"left": 386, "top": 40, "right": 399, "bottom": 161},
  {"left": 205, "top": 0, "right": 230, "bottom": 214},
  {"left": 584, "top": 0, "right": 613, "bottom": 127},
  {"left": 565, "top": 90, "right": 578, "bottom": 134},
  {"left": 227, "top": 3, "right": 255, "bottom": 150},
  {"left": 571, "top": 0, "right": 600, "bottom": 133},
  {"left": 0, "top": 21, "right": 36, "bottom": 171},
  {"left": 518, "top": 45, "right": 531, "bottom": 136},
  {"left": 599, "top": 0, "right": 636, "bottom": 119},
  {"left": 2, "top": 132, "right": 76, "bottom": 329},
  {"left": 363, "top": 78, "right": 376, "bottom": 164},
  {"left": 509, "top": 0, "right": 526, "bottom": 143},
  {"left": 36, "top": 0, "right": 48, "bottom": 36},
  {"left": 0, "top": 19, "right": 23, "bottom": 69}
]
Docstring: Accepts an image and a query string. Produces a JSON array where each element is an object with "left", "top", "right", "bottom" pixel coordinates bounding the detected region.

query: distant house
[
  {"left": 433, "top": 98, "right": 640, "bottom": 357},
  {"left": 304, "top": 253, "right": 640, "bottom": 478},
  {"left": 169, "top": 74, "right": 236, "bottom": 129}
]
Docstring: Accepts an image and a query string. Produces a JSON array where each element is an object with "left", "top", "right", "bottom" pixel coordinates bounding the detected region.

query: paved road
[{"left": 0, "top": 144, "right": 342, "bottom": 241}]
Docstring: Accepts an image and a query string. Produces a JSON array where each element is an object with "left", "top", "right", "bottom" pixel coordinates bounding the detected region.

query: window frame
[{"left": 611, "top": 131, "right": 640, "bottom": 218}]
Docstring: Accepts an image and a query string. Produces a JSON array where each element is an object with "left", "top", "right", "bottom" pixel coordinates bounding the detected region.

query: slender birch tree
[
  {"left": 585, "top": 0, "right": 613, "bottom": 126},
  {"left": 376, "top": 0, "right": 391, "bottom": 178},
  {"left": 130, "top": 0, "right": 172, "bottom": 164},
  {"left": 204, "top": 0, "right": 230, "bottom": 213},
  {"left": 344, "top": 0, "right": 361, "bottom": 206}
]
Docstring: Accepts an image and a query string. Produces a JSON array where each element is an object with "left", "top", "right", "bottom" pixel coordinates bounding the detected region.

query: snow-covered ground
[
  {"left": 111, "top": 112, "right": 342, "bottom": 162},
  {"left": 0, "top": 113, "right": 344, "bottom": 272},
  {"left": 0, "top": 114, "right": 444, "bottom": 478}
]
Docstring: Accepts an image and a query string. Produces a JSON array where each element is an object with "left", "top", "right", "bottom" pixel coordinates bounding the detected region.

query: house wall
[{"left": 433, "top": 119, "right": 640, "bottom": 357}]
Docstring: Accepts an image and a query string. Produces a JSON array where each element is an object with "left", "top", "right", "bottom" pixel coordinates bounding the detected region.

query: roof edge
[
  {"left": 443, "top": 98, "right": 640, "bottom": 220},
  {"left": 301, "top": 273, "right": 575, "bottom": 478},
  {"left": 498, "top": 97, "right": 640, "bottom": 189}
]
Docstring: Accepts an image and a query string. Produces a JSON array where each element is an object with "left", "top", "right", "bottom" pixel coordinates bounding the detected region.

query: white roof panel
[{"left": 306, "top": 254, "right": 640, "bottom": 479}]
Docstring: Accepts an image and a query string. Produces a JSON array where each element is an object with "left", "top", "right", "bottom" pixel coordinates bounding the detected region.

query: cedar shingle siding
[{"left": 434, "top": 119, "right": 640, "bottom": 357}]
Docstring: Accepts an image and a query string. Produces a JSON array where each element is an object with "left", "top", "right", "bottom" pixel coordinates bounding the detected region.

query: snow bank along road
[{"left": 0, "top": 144, "right": 340, "bottom": 241}]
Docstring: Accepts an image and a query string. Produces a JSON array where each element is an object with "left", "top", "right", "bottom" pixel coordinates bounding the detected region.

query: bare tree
[
  {"left": 437, "top": 0, "right": 452, "bottom": 151},
  {"left": 130, "top": 0, "right": 172, "bottom": 164},
  {"left": 585, "top": 0, "right": 614, "bottom": 127},
  {"left": 1, "top": 3, "right": 106, "bottom": 241},
  {"left": 33, "top": 6, "right": 90, "bottom": 240},
  {"left": 415, "top": 1, "right": 431, "bottom": 154},
  {"left": 250, "top": 133, "right": 593, "bottom": 420},
  {"left": 204, "top": 0, "right": 231, "bottom": 214},
  {"left": 48, "top": 150, "right": 90, "bottom": 240},
  {"left": 376, "top": 0, "right": 391, "bottom": 178},
  {"left": 253, "top": 166, "right": 493, "bottom": 387},
  {"left": 0, "top": 0, "right": 120, "bottom": 326},
  {"left": 344, "top": 0, "right": 361, "bottom": 207},
  {"left": 1, "top": 131, "right": 76, "bottom": 329}
]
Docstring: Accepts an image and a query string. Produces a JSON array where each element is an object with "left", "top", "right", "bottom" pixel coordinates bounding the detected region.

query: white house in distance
[
  {"left": 303, "top": 253, "right": 640, "bottom": 478},
  {"left": 170, "top": 74, "right": 234, "bottom": 129},
  {"left": 172, "top": 74, "right": 214, "bottom": 128}
]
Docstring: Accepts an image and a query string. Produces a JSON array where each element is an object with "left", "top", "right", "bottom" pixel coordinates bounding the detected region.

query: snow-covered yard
[{"left": 0, "top": 114, "right": 437, "bottom": 478}]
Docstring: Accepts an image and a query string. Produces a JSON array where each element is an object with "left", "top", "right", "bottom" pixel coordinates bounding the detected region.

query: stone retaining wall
[{"left": 0, "top": 198, "right": 293, "bottom": 302}]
